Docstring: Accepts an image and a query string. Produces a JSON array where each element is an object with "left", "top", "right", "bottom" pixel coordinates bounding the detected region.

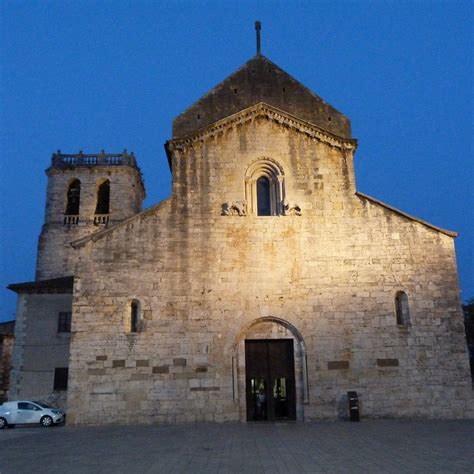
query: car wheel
[
  {"left": 0, "top": 417, "right": 7, "bottom": 429},
  {"left": 40, "top": 415, "right": 53, "bottom": 427}
]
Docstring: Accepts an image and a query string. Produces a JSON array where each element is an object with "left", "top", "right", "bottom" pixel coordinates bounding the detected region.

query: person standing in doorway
[{"left": 256, "top": 388, "right": 266, "bottom": 420}]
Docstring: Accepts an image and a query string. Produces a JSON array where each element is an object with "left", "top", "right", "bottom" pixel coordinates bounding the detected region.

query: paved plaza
[{"left": 0, "top": 419, "right": 473, "bottom": 473}]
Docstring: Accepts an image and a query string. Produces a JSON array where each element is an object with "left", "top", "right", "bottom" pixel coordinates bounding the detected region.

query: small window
[
  {"left": 53, "top": 368, "right": 68, "bottom": 391},
  {"left": 58, "top": 312, "right": 72, "bottom": 333},
  {"left": 130, "top": 301, "right": 139, "bottom": 333},
  {"left": 95, "top": 180, "right": 110, "bottom": 215},
  {"left": 65, "top": 179, "right": 81, "bottom": 215},
  {"left": 395, "top": 291, "right": 410, "bottom": 325}
]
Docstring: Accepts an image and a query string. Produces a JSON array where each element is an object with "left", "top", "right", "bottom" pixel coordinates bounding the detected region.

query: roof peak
[{"left": 172, "top": 53, "right": 351, "bottom": 139}]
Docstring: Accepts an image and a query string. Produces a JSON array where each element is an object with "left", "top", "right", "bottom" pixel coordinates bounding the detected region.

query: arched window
[
  {"left": 245, "top": 158, "right": 285, "bottom": 216},
  {"left": 257, "top": 176, "right": 271, "bottom": 216},
  {"left": 65, "top": 179, "right": 81, "bottom": 215},
  {"left": 395, "top": 291, "right": 410, "bottom": 326},
  {"left": 95, "top": 180, "right": 110, "bottom": 215},
  {"left": 129, "top": 300, "right": 140, "bottom": 333}
]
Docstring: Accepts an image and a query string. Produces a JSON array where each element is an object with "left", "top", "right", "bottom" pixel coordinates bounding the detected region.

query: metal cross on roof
[{"left": 255, "top": 21, "right": 261, "bottom": 55}]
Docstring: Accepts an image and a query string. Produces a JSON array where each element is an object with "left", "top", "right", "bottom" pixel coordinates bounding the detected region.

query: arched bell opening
[
  {"left": 95, "top": 179, "right": 110, "bottom": 215},
  {"left": 65, "top": 179, "right": 81, "bottom": 216}
]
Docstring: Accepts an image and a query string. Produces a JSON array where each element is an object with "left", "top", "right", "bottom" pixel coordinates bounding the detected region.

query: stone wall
[
  {"left": 9, "top": 293, "right": 72, "bottom": 409},
  {"left": 65, "top": 114, "right": 473, "bottom": 424}
]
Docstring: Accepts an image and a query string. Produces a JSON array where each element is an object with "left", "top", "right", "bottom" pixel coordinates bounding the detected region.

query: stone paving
[{"left": 0, "top": 420, "right": 473, "bottom": 473}]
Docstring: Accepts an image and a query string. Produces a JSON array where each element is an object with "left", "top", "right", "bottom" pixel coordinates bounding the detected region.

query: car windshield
[{"left": 32, "top": 401, "right": 52, "bottom": 408}]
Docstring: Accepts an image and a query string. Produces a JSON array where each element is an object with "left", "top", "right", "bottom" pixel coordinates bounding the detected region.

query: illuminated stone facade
[{"left": 9, "top": 54, "right": 473, "bottom": 424}]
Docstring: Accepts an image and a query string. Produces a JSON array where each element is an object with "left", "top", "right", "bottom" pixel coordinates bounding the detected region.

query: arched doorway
[{"left": 232, "top": 317, "right": 308, "bottom": 422}]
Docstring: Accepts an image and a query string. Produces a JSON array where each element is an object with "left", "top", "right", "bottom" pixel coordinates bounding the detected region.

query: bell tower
[{"left": 36, "top": 150, "right": 145, "bottom": 280}]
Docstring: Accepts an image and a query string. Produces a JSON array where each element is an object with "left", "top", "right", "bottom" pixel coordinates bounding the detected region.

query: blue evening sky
[{"left": 1, "top": 1, "right": 472, "bottom": 322}]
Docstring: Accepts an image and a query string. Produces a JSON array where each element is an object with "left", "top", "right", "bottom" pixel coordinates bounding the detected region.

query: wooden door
[{"left": 245, "top": 339, "right": 296, "bottom": 421}]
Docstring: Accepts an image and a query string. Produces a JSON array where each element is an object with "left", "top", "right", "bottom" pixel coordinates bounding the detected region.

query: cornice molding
[
  {"left": 356, "top": 192, "right": 457, "bottom": 238},
  {"left": 167, "top": 102, "right": 357, "bottom": 152}
]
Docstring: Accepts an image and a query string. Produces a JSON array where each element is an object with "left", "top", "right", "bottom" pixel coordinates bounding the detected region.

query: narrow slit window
[
  {"left": 95, "top": 180, "right": 110, "bottom": 215},
  {"left": 130, "top": 301, "right": 139, "bottom": 333},
  {"left": 65, "top": 179, "right": 81, "bottom": 215},
  {"left": 395, "top": 291, "right": 410, "bottom": 325},
  {"left": 257, "top": 176, "right": 271, "bottom": 216}
]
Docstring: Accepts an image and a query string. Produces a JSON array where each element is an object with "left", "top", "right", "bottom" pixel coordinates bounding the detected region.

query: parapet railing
[
  {"left": 93, "top": 214, "right": 110, "bottom": 225},
  {"left": 63, "top": 215, "right": 79, "bottom": 225},
  {"left": 63, "top": 214, "right": 111, "bottom": 226},
  {"left": 52, "top": 150, "right": 137, "bottom": 168}
]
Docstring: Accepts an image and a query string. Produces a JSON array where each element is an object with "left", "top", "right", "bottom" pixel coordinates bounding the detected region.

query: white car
[{"left": 0, "top": 400, "right": 65, "bottom": 428}]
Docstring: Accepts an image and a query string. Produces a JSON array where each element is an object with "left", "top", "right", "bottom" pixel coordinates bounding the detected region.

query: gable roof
[{"left": 173, "top": 54, "right": 351, "bottom": 139}]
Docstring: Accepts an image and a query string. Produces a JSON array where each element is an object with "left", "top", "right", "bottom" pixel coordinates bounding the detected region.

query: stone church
[{"left": 8, "top": 30, "right": 473, "bottom": 424}]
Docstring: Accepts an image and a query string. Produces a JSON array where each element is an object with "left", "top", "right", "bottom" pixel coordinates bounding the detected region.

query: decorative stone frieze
[{"left": 167, "top": 102, "right": 358, "bottom": 153}]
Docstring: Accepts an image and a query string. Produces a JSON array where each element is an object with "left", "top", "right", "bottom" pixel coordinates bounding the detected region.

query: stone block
[
  {"left": 328, "top": 361, "right": 350, "bottom": 370},
  {"left": 131, "top": 374, "right": 150, "bottom": 381},
  {"left": 152, "top": 365, "right": 170, "bottom": 374},
  {"left": 377, "top": 359, "right": 400, "bottom": 367},
  {"left": 88, "top": 368, "right": 106, "bottom": 376},
  {"left": 190, "top": 387, "right": 220, "bottom": 392},
  {"left": 173, "top": 358, "right": 186, "bottom": 367},
  {"left": 91, "top": 383, "right": 115, "bottom": 394}
]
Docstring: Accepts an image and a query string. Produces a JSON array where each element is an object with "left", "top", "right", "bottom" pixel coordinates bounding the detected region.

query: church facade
[{"left": 8, "top": 48, "right": 473, "bottom": 424}]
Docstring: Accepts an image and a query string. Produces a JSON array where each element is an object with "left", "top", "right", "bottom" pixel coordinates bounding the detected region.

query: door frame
[{"left": 232, "top": 316, "right": 309, "bottom": 422}]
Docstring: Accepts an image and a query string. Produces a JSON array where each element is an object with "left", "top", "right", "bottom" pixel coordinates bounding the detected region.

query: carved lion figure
[
  {"left": 222, "top": 200, "right": 247, "bottom": 216},
  {"left": 283, "top": 200, "right": 302, "bottom": 216}
]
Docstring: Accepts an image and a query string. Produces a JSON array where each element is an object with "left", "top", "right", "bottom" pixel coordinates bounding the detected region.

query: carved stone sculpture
[
  {"left": 283, "top": 200, "right": 302, "bottom": 216},
  {"left": 222, "top": 200, "right": 247, "bottom": 216}
]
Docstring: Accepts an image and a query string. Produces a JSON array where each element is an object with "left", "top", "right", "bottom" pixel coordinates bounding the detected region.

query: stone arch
[
  {"left": 245, "top": 158, "right": 285, "bottom": 215},
  {"left": 232, "top": 316, "right": 308, "bottom": 422}
]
